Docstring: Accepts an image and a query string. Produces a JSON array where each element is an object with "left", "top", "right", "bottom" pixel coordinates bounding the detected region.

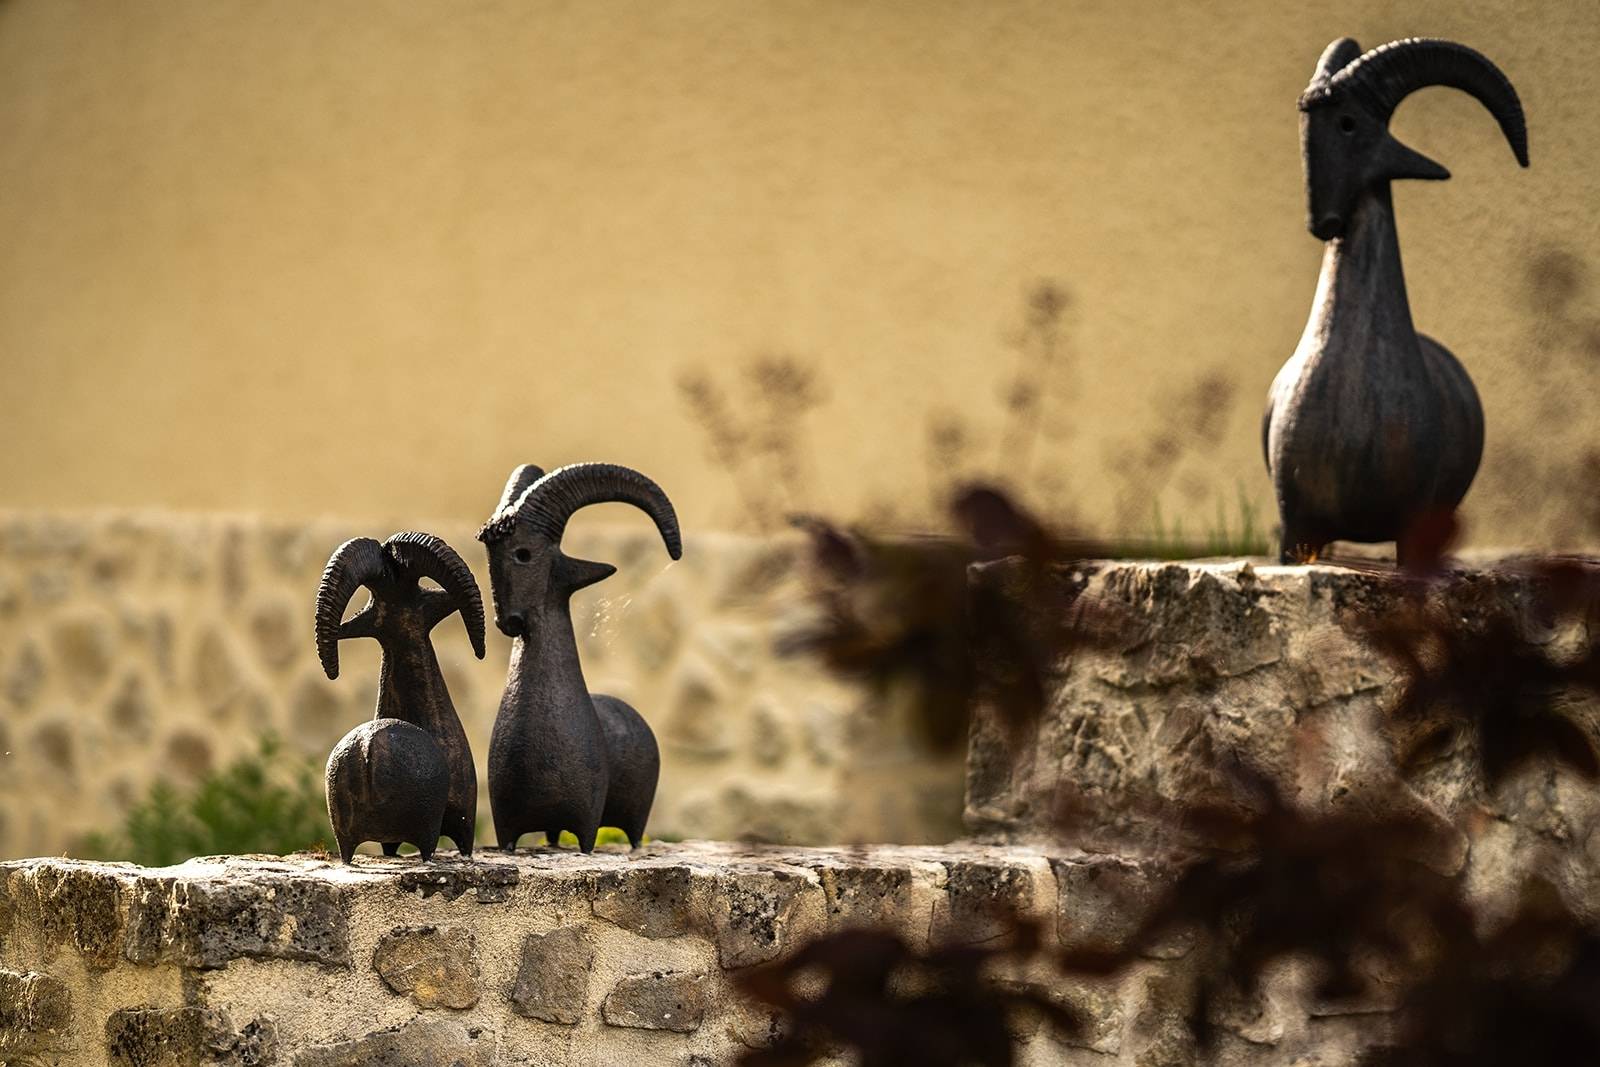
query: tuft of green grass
[
  {"left": 1110, "top": 486, "right": 1272, "bottom": 560},
  {"left": 553, "top": 828, "right": 648, "bottom": 848},
  {"left": 78, "top": 734, "right": 331, "bottom": 866}
]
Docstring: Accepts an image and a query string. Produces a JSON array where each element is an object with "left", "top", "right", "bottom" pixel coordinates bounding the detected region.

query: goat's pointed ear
[
  {"left": 337, "top": 603, "right": 378, "bottom": 642},
  {"left": 555, "top": 554, "right": 618, "bottom": 594},
  {"left": 1378, "top": 134, "right": 1451, "bottom": 182}
]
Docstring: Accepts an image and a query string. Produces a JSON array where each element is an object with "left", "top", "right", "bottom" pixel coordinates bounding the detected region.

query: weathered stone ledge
[
  {"left": 967, "top": 558, "right": 1600, "bottom": 910},
  {"left": 3, "top": 842, "right": 1195, "bottom": 1066}
]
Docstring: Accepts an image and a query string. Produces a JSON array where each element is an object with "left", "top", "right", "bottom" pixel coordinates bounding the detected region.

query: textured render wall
[
  {"left": 3, "top": 1, "right": 1598, "bottom": 547},
  {"left": 0, "top": 511, "right": 965, "bottom": 860},
  {"left": 0, "top": 844, "right": 1368, "bottom": 1067}
]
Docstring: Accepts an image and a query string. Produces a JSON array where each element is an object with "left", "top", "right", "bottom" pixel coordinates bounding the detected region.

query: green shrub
[{"left": 79, "top": 734, "right": 331, "bottom": 866}]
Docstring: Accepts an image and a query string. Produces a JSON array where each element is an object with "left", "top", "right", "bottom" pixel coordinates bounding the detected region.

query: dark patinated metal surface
[
  {"left": 479, "top": 463, "right": 682, "bottom": 853},
  {"left": 315, "top": 531, "right": 487, "bottom": 862},
  {"left": 1263, "top": 37, "right": 1528, "bottom": 564},
  {"left": 325, "top": 718, "right": 450, "bottom": 863}
]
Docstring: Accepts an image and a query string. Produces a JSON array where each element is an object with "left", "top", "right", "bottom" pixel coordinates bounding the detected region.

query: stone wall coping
[{"left": 1, "top": 840, "right": 1087, "bottom": 886}]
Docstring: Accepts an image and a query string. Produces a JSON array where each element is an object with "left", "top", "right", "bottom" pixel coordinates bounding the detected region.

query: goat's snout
[
  {"left": 497, "top": 611, "right": 527, "bottom": 638},
  {"left": 1311, "top": 214, "right": 1345, "bottom": 241}
]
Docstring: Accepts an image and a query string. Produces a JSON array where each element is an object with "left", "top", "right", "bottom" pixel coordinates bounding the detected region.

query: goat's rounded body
[
  {"left": 595, "top": 694, "right": 661, "bottom": 846},
  {"left": 325, "top": 718, "right": 449, "bottom": 863},
  {"left": 1265, "top": 330, "right": 1483, "bottom": 557},
  {"left": 487, "top": 674, "right": 659, "bottom": 852},
  {"left": 1264, "top": 190, "right": 1484, "bottom": 562}
]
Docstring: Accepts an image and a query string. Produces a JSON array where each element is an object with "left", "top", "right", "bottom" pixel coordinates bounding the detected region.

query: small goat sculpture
[
  {"left": 316, "top": 532, "right": 486, "bottom": 862},
  {"left": 1263, "top": 37, "right": 1528, "bottom": 563},
  {"left": 479, "top": 462, "right": 682, "bottom": 853}
]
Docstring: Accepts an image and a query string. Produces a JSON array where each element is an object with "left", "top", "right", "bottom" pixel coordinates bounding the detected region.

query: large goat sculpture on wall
[
  {"left": 479, "top": 462, "right": 682, "bottom": 853},
  {"left": 1264, "top": 37, "right": 1529, "bottom": 564}
]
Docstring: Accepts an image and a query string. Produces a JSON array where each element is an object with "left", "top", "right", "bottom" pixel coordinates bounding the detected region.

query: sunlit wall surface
[{"left": 2, "top": 0, "right": 1597, "bottom": 546}]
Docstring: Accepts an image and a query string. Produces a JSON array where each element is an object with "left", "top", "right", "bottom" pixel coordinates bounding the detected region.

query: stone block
[
  {"left": 291, "top": 1017, "right": 494, "bottom": 1067},
  {"left": 931, "top": 854, "right": 1044, "bottom": 946},
  {"left": 105, "top": 1006, "right": 276, "bottom": 1067},
  {"left": 0, "top": 969, "right": 72, "bottom": 1056},
  {"left": 107, "top": 673, "right": 154, "bottom": 738},
  {"left": 5, "top": 639, "right": 45, "bottom": 711},
  {"left": 591, "top": 863, "right": 709, "bottom": 939},
  {"left": 52, "top": 611, "right": 115, "bottom": 696},
  {"left": 602, "top": 971, "right": 709, "bottom": 1033},
  {"left": 372, "top": 925, "right": 481, "bottom": 1009},
  {"left": 124, "top": 869, "right": 350, "bottom": 969},
  {"left": 999, "top": 974, "right": 1126, "bottom": 1056},
  {"left": 806, "top": 858, "right": 925, "bottom": 936},
  {"left": 509, "top": 926, "right": 594, "bottom": 1025},
  {"left": 1051, "top": 855, "right": 1181, "bottom": 958},
  {"left": 246, "top": 596, "right": 299, "bottom": 673},
  {"left": 711, "top": 864, "right": 816, "bottom": 968},
  {"left": 393, "top": 860, "right": 518, "bottom": 903},
  {"left": 7, "top": 864, "right": 126, "bottom": 969}
]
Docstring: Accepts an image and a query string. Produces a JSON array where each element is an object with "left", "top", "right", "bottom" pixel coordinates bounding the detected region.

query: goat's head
[
  {"left": 1298, "top": 37, "right": 1529, "bottom": 241},
  {"left": 314, "top": 531, "right": 486, "bottom": 679},
  {"left": 477, "top": 462, "right": 682, "bottom": 638}
]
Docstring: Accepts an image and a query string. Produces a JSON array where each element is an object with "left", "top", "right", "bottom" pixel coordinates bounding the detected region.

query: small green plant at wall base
[{"left": 79, "top": 734, "right": 332, "bottom": 866}]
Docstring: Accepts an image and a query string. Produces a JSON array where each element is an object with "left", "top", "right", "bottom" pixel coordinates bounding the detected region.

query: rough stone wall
[
  {"left": 0, "top": 512, "right": 965, "bottom": 860},
  {"left": 966, "top": 559, "right": 1600, "bottom": 915},
  {"left": 0, "top": 845, "right": 1366, "bottom": 1067}
]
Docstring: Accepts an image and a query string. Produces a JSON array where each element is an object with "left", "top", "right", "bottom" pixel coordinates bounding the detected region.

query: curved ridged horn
[
  {"left": 384, "top": 531, "right": 488, "bottom": 659},
  {"left": 1307, "top": 37, "right": 1363, "bottom": 94},
  {"left": 1326, "top": 38, "right": 1529, "bottom": 166},
  {"left": 315, "top": 537, "right": 387, "bottom": 680},
  {"left": 513, "top": 463, "right": 683, "bottom": 559}
]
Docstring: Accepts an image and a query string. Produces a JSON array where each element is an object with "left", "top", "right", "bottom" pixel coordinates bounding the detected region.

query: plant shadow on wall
[
  {"left": 677, "top": 281, "right": 1268, "bottom": 556},
  {"left": 1473, "top": 247, "right": 1600, "bottom": 545},
  {"left": 741, "top": 492, "right": 1600, "bottom": 1065}
]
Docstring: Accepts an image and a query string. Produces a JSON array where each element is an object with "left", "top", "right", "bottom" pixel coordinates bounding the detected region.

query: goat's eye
[
  {"left": 1338, "top": 114, "right": 1357, "bottom": 134},
  {"left": 513, "top": 547, "right": 533, "bottom": 564}
]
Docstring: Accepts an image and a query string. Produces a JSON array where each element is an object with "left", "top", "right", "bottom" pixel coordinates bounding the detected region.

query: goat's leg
[
  {"left": 418, "top": 817, "right": 444, "bottom": 863},
  {"left": 382, "top": 842, "right": 402, "bottom": 857},
  {"left": 337, "top": 834, "right": 357, "bottom": 865},
  {"left": 573, "top": 824, "right": 598, "bottom": 854},
  {"left": 544, "top": 829, "right": 564, "bottom": 849},
  {"left": 442, "top": 813, "right": 474, "bottom": 858},
  {"left": 1278, "top": 518, "right": 1326, "bottom": 565},
  {"left": 495, "top": 820, "right": 522, "bottom": 852}
]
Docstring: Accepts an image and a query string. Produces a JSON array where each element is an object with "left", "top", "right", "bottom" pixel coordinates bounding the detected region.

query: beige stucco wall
[{"left": 1, "top": 1, "right": 1597, "bottom": 544}]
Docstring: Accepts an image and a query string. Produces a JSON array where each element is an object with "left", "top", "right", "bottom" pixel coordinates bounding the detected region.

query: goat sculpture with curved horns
[
  {"left": 1263, "top": 37, "right": 1529, "bottom": 563},
  {"left": 479, "top": 462, "right": 682, "bottom": 853},
  {"left": 315, "top": 531, "right": 486, "bottom": 862}
]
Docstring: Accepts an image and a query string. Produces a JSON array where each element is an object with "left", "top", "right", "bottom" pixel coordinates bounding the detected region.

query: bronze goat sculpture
[
  {"left": 315, "top": 532, "right": 486, "bottom": 862},
  {"left": 1263, "top": 37, "right": 1528, "bottom": 563},
  {"left": 479, "top": 463, "right": 681, "bottom": 853}
]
